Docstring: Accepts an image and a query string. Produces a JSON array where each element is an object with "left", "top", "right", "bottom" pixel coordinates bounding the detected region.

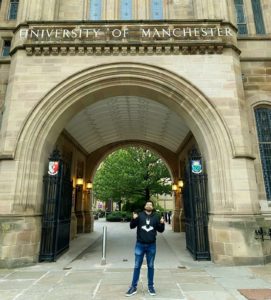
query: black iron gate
[
  {"left": 39, "top": 149, "right": 73, "bottom": 262},
  {"left": 183, "top": 148, "right": 210, "bottom": 260}
]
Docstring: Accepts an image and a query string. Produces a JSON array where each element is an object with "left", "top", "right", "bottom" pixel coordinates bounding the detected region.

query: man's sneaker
[
  {"left": 126, "top": 286, "right": 137, "bottom": 297},
  {"left": 148, "top": 286, "right": 156, "bottom": 296}
]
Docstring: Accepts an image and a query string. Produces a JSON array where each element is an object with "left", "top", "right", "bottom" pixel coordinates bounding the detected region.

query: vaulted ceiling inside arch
[{"left": 65, "top": 96, "right": 190, "bottom": 153}]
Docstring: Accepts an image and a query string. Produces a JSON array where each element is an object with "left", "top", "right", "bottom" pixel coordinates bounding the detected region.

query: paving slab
[{"left": 0, "top": 219, "right": 271, "bottom": 300}]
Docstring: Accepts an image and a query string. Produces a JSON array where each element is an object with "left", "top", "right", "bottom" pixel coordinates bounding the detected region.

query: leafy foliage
[
  {"left": 93, "top": 147, "right": 171, "bottom": 210},
  {"left": 106, "top": 211, "right": 132, "bottom": 222}
]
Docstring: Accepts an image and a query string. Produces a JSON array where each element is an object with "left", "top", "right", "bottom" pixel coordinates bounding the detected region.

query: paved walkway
[{"left": 0, "top": 219, "right": 271, "bottom": 300}]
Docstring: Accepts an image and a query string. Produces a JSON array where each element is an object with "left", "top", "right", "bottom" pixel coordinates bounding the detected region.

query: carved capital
[
  {"left": 60, "top": 47, "right": 68, "bottom": 55},
  {"left": 25, "top": 47, "right": 33, "bottom": 56}
]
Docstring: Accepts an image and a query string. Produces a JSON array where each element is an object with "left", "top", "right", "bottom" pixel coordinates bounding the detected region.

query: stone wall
[
  {"left": 241, "top": 60, "right": 271, "bottom": 208},
  {"left": 0, "top": 216, "right": 41, "bottom": 268},
  {"left": 0, "top": 62, "right": 9, "bottom": 123},
  {"left": 0, "top": 0, "right": 271, "bottom": 267}
]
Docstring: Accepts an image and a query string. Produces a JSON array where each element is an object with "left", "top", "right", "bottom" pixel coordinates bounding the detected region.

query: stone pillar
[
  {"left": 89, "top": 189, "right": 94, "bottom": 233},
  {"left": 84, "top": 190, "right": 91, "bottom": 233},
  {"left": 213, "top": 0, "right": 230, "bottom": 21},
  {"left": 194, "top": 0, "right": 216, "bottom": 19},
  {"left": 42, "top": 0, "right": 57, "bottom": 20},
  {"left": 19, "top": 0, "right": 54, "bottom": 21},
  {"left": 70, "top": 188, "right": 77, "bottom": 240},
  {"left": 195, "top": 0, "right": 208, "bottom": 19},
  {"left": 179, "top": 193, "right": 186, "bottom": 232},
  {"left": 75, "top": 185, "right": 84, "bottom": 234},
  {"left": 0, "top": 215, "right": 42, "bottom": 268},
  {"left": 209, "top": 215, "right": 268, "bottom": 265},
  {"left": 105, "top": 0, "right": 116, "bottom": 20},
  {"left": 26, "top": 0, "right": 43, "bottom": 20},
  {"left": 206, "top": 0, "right": 215, "bottom": 19},
  {"left": 0, "top": 0, "right": 11, "bottom": 20},
  {"left": 172, "top": 188, "right": 181, "bottom": 232},
  {"left": 136, "top": 0, "right": 148, "bottom": 19}
]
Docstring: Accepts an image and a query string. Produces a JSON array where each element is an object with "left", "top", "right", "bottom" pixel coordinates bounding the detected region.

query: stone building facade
[{"left": 0, "top": 0, "right": 270, "bottom": 267}]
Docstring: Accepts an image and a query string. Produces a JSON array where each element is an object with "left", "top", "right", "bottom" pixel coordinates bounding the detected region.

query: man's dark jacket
[{"left": 130, "top": 211, "right": 165, "bottom": 244}]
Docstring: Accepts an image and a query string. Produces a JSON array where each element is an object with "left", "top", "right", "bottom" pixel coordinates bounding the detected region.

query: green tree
[{"left": 93, "top": 147, "right": 171, "bottom": 210}]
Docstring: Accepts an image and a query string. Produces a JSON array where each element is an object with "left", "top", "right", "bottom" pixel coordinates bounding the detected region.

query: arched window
[
  {"left": 251, "top": 0, "right": 265, "bottom": 34},
  {"left": 151, "top": 0, "right": 163, "bottom": 20},
  {"left": 89, "top": 0, "right": 102, "bottom": 20},
  {"left": 255, "top": 107, "right": 271, "bottom": 200},
  {"left": 8, "top": 0, "right": 19, "bottom": 20},
  {"left": 120, "top": 0, "right": 132, "bottom": 20},
  {"left": 234, "top": 0, "right": 248, "bottom": 34}
]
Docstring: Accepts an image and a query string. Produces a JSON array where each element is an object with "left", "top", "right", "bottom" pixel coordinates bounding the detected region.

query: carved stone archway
[
  {"left": 6, "top": 62, "right": 260, "bottom": 266},
  {"left": 14, "top": 62, "right": 233, "bottom": 214}
]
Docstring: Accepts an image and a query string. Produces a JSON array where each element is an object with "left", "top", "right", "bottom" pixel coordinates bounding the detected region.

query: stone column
[
  {"left": 26, "top": 0, "right": 43, "bottom": 20},
  {"left": 42, "top": 0, "right": 57, "bottom": 20},
  {"left": 262, "top": 0, "right": 271, "bottom": 34},
  {"left": 19, "top": 0, "right": 50, "bottom": 21},
  {"left": 105, "top": 0, "right": 116, "bottom": 20},
  {"left": 172, "top": 187, "right": 181, "bottom": 233},
  {"left": 75, "top": 185, "right": 84, "bottom": 234},
  {"left": 83, "top": 190, "right": 90, "bottom": 233},
  {"left": 136, "top": 0, "right": 148, "bottom": 19},
  {"left": 206, "top": 0, "right": 215, "bottom": 19},
  {"left": 0, "top": 0, "right": 11, "bottom": 20},
  {"left": 16, "top": 0, "right": 30, "bottom": 23},
  {"left": 70, "top": 188, "right": 77, "bottom": 240},
  {"left": 194, "top": 0, "right": 216, "bottom": 19},
  {"left": 179, "top": 192, "right": 185, "bottom": 232},
  {"left": 195, "top": 0, "right": 208, "bottom": 19},
  {"left": 84, "top": 189, "right": 94, "bottom": 233},
  {"left": 213, "top": 0, "right": 230, "bottom": 21},
  {"left": 89, "top": 189, "right": 94, "bottom": 233}
]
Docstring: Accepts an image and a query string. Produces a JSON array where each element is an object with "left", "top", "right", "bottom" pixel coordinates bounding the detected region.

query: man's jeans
[{"left": 131, "top": 242, "right": 156, "bottom": 288}]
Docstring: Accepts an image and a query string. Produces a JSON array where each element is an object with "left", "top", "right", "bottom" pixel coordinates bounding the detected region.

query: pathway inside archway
[
  {"left": 66, "top": 219, "right": 197, "bottom": 270},
  {"left": 57, "top": 219, "right": 211, "bottom": 271}
]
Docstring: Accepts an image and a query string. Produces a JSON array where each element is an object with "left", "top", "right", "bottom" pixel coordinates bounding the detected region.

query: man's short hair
[{"left": 145, "top": 200, "right": 154, "bottom": 206}]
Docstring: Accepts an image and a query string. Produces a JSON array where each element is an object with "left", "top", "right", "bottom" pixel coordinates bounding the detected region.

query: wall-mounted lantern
[{"left": 76, "top": 178, "right": 84, "bottom": 186}]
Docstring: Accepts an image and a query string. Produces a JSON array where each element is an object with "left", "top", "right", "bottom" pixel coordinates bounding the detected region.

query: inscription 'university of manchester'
[{"left": 20, "top": 26, "right": 233, "bottom": 41}]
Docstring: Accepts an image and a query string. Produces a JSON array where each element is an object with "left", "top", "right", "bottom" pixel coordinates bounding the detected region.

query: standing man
[{"left": 126, "top": 200, "right": 165, "bottom": 297}]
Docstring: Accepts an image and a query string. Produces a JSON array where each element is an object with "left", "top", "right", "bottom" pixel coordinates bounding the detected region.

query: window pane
[
  {"left": 234, "top": 0, "right": 248, "bottom": 35},
  {"left": 236, "top": 5, "right": 245, "bottom": 23},
  {"left": 2, "top": 40, "right": 11, "bottom": 56},
  {"left": 120, "top": 0, "right": 132, "bottom": 20},
  {"left": 255, "top": 108, "right": 271, "bottom": 200},
  {"left": 90, "top": 0, "right": 102, "bottom": 20},
  {"left": 151, "top": 0, "right": 163, "bottom": 20},
  {"left": 238, "top": 24, "right": 248, "bottom": 34},
  {"left": 251, "top": 0, "right": 265, "bottom": 34},
  {"left": 9, "top": 0, "right": 19, "bottom": 20}
]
